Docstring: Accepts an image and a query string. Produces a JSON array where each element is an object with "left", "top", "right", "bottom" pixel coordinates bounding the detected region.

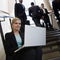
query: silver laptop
[{"left": 14, "top": 25, "right": 46, "bottom": 52}]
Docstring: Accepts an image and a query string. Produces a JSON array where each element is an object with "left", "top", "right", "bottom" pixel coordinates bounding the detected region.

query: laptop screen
[{"left": 24, "top": 25, "right": 46, "bottom": 47}]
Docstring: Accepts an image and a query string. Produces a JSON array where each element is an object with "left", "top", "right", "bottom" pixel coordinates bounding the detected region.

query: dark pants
[
  {"left": 57, "top": 17, "right": 60, "bottom": 22},
  {"left": 14, "top": 47, "right": 42, "bottom": 60},
  {"left": 33, "top": 18, "right": 41, "bottom": 27},
  {"left": 35, "top": 47, "right": 42, "bottom": 60},
  {"left": 44, "top": 20, "right": 52, "bottom": 29},
  {"left": 15, "top": 48, "right": 36, "bottom": 60},
  {"left": 22, "top": 49, "right": 36, "bottom": 60},
  {"left": 44, "top": 16, "right": 53, "bottom": 29}
]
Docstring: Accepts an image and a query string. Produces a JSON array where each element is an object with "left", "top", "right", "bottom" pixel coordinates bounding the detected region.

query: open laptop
[{"left": 14, "top": 25, "right": 46, "bottom": 52}]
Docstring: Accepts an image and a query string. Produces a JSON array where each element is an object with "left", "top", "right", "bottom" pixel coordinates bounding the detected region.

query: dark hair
[
  {"left": 41, "top": 3, "right": 44, "bottom": 5},
  {"left": 31, "top": 2, "right": 34, "bottom": 5},
  {"left": 11, "top": 17, "right": 21, "bottom": 25}
]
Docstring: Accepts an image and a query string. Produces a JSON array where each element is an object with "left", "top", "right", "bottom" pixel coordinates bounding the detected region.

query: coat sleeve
[
  {"left": 14, "top": 3, "right": 18, "bottom": 17},
  {"left": 5, "top": 33, "right": 15, "bottom": 55}
]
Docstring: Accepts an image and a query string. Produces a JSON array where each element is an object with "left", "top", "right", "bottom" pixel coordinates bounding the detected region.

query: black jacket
[
  {"left": 28, "top": 6, "right": 43, "bottom": 19},
  {"left": 5, "top": 31, "right": 24, "bottom": 60},
  {"left": 42, "top": 8, "right": 50, "bottom": 21},
  {"left": 15, "top": 3, "right": 27, "bottom": 20},
  {"left": 5, "top": 32, "right": 24, "bottom": 54},
  {"left": 52, "top": 1, "right": 60, "bottom": 18}
]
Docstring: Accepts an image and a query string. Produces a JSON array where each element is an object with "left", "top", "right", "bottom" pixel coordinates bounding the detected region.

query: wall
[
  {"left": 0, "top": 0, "right": 12, "bottom": 60},
  {"left": 0, "top": 34, "right": 6, "bottom": 60}
]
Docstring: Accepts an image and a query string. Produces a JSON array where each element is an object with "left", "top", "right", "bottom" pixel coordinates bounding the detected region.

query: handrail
[
  {"left": 0, "top": 10, "right": 10, "bottom": 15},
  {"left": 0, "top": 20, "right": 5, "bottom": 22}
]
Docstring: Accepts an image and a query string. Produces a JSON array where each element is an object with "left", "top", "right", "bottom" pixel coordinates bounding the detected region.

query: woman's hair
[{"left": 11, "top": 17, "right": 21, "bottom": 25}]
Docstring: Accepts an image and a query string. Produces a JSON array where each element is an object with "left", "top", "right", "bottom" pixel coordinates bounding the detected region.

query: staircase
[{"left": 42, "top": 30, "right": 60, "bottom": 60}]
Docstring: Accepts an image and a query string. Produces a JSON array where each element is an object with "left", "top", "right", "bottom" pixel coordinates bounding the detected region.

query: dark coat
[
  {"left": 43, "top": 8, "right": 50, "bottom": 22},
  {"left": 15, "top": 3, "right": 27, "bottom": 22},
  {"left": 28, "top": 6, "right": 43, "bottom": 20},
  {"left": 5, "top": 31, "right": 24, "bottom": 60},
  {"left": 52, "top": 0, "right": 60, "bottom": 18}
]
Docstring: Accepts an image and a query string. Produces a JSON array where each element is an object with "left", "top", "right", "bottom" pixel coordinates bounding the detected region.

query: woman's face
[{"left": 12, "top": 20, "right": 21, "bottom": 32}]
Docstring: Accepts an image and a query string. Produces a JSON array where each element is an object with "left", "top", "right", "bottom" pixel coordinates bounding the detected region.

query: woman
[{"left": 5, "top": 17, "right": 36, "bottom": 60}]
